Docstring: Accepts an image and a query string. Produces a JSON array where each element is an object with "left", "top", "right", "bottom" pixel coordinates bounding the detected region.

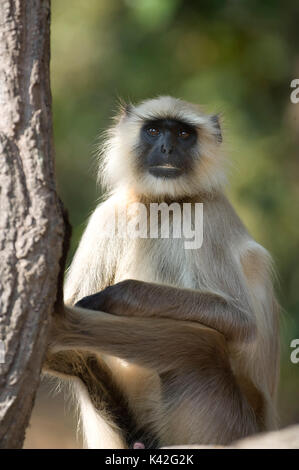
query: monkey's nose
[{"left": 161, "top": 144, "right": 173, "bottom": 154}]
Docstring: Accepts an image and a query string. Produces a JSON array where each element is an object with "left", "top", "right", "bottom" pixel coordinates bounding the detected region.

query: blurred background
[{"left": 25, "top": 0, "right": 299, "bottom": 448}]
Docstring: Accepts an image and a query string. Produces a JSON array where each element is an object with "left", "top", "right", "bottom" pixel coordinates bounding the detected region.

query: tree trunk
[{"left": 0, "top": 0, "right": 65, "bottom": 448}]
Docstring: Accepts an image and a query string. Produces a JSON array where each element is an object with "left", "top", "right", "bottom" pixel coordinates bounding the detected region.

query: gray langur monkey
[{"left": 45, "top": 96, "right": 280, "bottom": 449}]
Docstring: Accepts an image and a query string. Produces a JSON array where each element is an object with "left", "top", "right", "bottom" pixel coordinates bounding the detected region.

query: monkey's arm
[
  {"left": 75, "top": 245, "right": 274, "bottom": 342},
  {"left": 76, "top": 280, "right": 254, "bottom": 341}
]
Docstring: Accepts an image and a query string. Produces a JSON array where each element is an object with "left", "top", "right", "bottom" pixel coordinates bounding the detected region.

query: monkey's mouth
[{"left": 149, "top": 166, "right": 183, "bottom": 179}]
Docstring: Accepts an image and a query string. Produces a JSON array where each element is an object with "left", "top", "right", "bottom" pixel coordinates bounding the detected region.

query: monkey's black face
[{"left": 138, "top": 119, "right": 198, "bottom": 179}]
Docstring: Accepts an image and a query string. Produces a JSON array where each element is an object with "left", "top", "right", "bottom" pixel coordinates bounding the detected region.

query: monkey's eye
[
  {"left": 147, "top": 127, "right": 160, "bottom": 137},
  {"left": 178, "top": 130, "right": 190, "bottom": 139}
]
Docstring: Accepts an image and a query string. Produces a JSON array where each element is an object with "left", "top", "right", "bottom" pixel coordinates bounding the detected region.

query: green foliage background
[{"left": 51, "top": 0, "right": 299, "bottom": 427}]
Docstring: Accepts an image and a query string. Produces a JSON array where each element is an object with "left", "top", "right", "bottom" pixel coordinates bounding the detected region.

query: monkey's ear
[{"left": 210, "top": 114, "right": 222, "bottom": 143}]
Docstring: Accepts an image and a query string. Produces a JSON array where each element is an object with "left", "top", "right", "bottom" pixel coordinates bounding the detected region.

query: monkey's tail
[{"left": 44, "top": 350, "right": 144, "bottom": 448}]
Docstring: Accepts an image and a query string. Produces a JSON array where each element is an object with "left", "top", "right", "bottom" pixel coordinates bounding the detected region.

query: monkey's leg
[
  {"left": 50, "top": 307, "right": 260, "bottom": 446},
  {"left": 157, "top": 361, "right": 259, "bottom": 446}
]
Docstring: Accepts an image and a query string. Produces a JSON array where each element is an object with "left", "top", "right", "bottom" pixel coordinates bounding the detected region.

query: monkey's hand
[
  {"left": 75, "top": 280, "right": 146, "bottom": 316},
  {"left": 75, "top": 285, "right": 122, "bottom": 314}
]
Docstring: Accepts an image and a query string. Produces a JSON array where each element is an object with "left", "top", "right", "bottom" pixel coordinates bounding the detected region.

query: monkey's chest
[{"left": 114, "top": 237, "right": 201, "bottom": 289}]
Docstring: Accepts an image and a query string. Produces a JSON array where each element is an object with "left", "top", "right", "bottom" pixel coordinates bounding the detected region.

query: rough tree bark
[{"left": 0, "top": 0, "right": 65, "bottom": 448}]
